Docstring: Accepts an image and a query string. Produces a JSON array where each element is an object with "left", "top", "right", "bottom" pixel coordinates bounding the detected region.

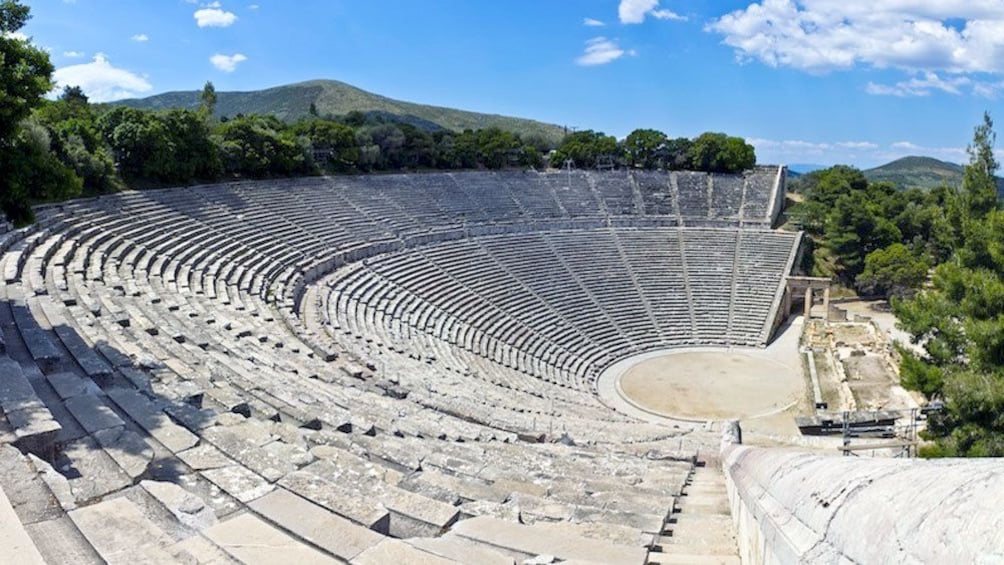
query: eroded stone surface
[{"left": 141, "top": 480, "right": 217, "bottom": 531}]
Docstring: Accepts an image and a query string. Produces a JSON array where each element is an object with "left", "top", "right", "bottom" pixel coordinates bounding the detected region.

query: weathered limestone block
[
  {"left": 249, "top": 488, "right": 383, "bottom": 561},
  {"left": 202, "top": 512, "right": 339, "bottom": 564},
  {"left": 63, "top": 395, "right": 124, "bottom": 434},
  {"left": 105, "top": 388, "right": 199, "bottom": 453},
  {"left": 351, "top": 539, "right": 459, "bottom": 565},
  {"left": 140, "top": 480, "right": 217, "bottom": 531},
  {"left": 200, "top": 465, "right": 273, "bottom": 504},
  {"left": 450, "top": 515, "right": 648, "bottom": 565},
  {"left": 92, "top": 427, "right": 154, "bottom": 479}
]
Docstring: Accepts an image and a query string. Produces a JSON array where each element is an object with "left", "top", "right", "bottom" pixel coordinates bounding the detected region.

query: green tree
[
  {"left": 200, "top": 81, "right": 218, "bottom": 118},
  {"left": 58, "top": 84, "right": 88, "bottom": 105},
  {"left": 0, "top": 0, "right": 65, "bottom": 222},
  {"left": 687, "top": 132, "right": 756, "bottom": 173},
  {"left": 895, "top": 346, "right": 944, "bottom": 399},
  {"left": 3, "top": 122, "right": 83, "bottom": 221},
  {"left": 824, "top": 194, "right": 901, "bottom": 282},
  {"left": 216, "top": 114, "right": 306, "bottom": 177},
  {"left": 856, "top": 243, "right": 929, "bottom": 298},
  {"left": 474, "top": 127, "right": 521, "bottom": 169},
  {"left": 291, "top": 118, "right": 359, "bottom": 171},
  {"left": 892, "top": 114, "right": 1004, "bottom": 457},
  {"left": 623, "top": 128, "right": 667, "bottom": 169},
  {"left": 97, "top": 106, "right": 172, "bottom": 180},
  {"left": 161, "top": 109, "right": 221, "bottom": 180},
  {"left": 963, "top": 112, "right": 998, "bottom": 220},
  {"left": 663, "top": 137, "right": 693, "bottom": 170},
  {"left": 550, "top": 130, "right": 618, "bottom": 169}
]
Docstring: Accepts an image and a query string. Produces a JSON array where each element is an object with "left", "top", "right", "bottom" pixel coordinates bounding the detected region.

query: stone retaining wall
[{"left": 720, "top": 422, "right": 1004, "bottom": 563}]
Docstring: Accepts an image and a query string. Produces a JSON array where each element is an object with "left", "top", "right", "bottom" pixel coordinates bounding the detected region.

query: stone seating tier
[{"left": 0, "top": 170, "right": 794, "bottom": 563}]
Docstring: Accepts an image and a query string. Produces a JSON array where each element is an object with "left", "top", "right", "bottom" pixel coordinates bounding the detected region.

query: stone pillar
[
  {"left": 783, "top": 287, "right": 792, "bottom": 317},
  {"left": 804, "top": 286, "right": 812, "bottom": 319},
  {"left": 822, "top": 286, "right": 830, "bottom": 323}
]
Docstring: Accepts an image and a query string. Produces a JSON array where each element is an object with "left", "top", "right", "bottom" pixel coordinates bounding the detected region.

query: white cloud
[
  {"left": 866, "top": 72, "right": 971, "bottom": 97},
  {"left": 194, "top": 4, "right": 238, "bottom": 27},
  {"left": 52, "top": 53, "right": 152, "bottom": 102},
  {"left": 619, "top": 0, "right": 658, "bottom": 23},
  {"left": 63, "top": 50, "right": 84, "bottom": 58},
  {"left": 708, "top": 1, "right": 1004, "bottom": 75},
  {"left": 619, "top": 0, "right": 685, "bottom": 24},
  {"left": 248, "top": 4, "right": 259, "bottom": 10},
  {"left": 583, "top": 18, "right": 605, "bottom": 27},
  {"left": 210, "top": 52, "right": 247, "bottom": 72},
  {"left": 131, "top": 33, "right": 149, "bottom": 42},
  {"left": 651, "top": 9, "right": 687, "bottom": 21},
  {"left": 3, "top": 31, "right": 28, "bottom": 41},
  {"left": 575, "top": 37, "right": 626, "bottom": 66},
  {"left": 836, "top": 141, "right": 879, "bottom": 150},
  {"left": 971, "top": 79, "right": 1004, "bottom": 98}
]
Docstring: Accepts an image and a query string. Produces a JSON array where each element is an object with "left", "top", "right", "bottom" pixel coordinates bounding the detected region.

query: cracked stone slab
[
  {"left": 45, "top": 372, "right": 100, "bottom": 400},
  {"left": 68, "top": 496, "right": 195, "bottom": 564},
  {"left": 58, "top": 436, "right": 133, "bottom": 504},
  {"left": 93, "top": 427, "right": 154, "bottom": 479},
  {"left": 201, "top": 465, "right": 273, "bottom": 504},
  {"left": 177, "top": 443, "right": 233, "bottom": 471},
  {"left": 141, "top": 480, "right": 217, "bottom": 531},
  {"left": 105, "top": 388, "right": 199, "bottom": 453},
  {"left": 202, "top": 426, "right": 295, "bottom": 483},
  {"left": 63, "top": 395, "right": 124, "bottom": 434},
  {"left": 203, "top": 511, "right": 339, "bottom": 564},
  {"left": 249, "top": 488, "right": 383, "bottom": 561},
  {"left": 26, "top": 454, "right": 76, "bottom": 512},
  {"left": 0, "top": 445, "right": 62, "bottom": 525},
  {"left": 352, "top": 539, "right": 459, "bottom": 565}
]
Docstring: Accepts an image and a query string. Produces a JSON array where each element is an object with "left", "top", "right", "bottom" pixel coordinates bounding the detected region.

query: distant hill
[
  {"left": 114, "top": 79, "right": 567, "bottom": 144},
  {"left": 862, "top": 156, "right": 965, "bottom": 190}
]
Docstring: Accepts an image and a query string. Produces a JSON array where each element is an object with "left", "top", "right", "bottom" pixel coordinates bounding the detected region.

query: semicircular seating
[{"left": 0, "top": 168, "right": 797, "bottom": 563}]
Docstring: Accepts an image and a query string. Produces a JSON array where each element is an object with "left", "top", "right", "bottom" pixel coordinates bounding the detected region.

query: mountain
[
  {"left": 114, "top": 79, "right": 567, "bottom": 144},
  {"left": 862, "top": 156, "right": 965, "bottom": 190}
]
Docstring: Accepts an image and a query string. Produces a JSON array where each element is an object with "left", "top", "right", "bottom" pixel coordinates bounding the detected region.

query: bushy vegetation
[
  {"left": 553, "top": 128, "right": 755, "bottom": 173},
  {"left": 790, "top": 112, "right": 1004, "bottom": 457},
  {"left": 787, "top": 165, "right": 952, "bottom": 294},
  {"left": 892, "top": 114, "right": 1004, "bottom": 456}
]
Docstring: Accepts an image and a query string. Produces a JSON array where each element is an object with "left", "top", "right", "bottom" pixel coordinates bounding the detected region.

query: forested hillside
[{"left": 115, "top": 79, "right": 569, "bottom": 145}]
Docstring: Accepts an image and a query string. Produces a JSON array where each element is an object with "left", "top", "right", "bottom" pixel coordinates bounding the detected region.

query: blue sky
[{"left": 20, "top": 0, "right": 1004, "bottom": 168}]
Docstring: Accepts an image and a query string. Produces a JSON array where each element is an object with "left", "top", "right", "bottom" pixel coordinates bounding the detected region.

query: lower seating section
[
  {"left": 324, "top": 227, "right": 798, "bottom": 393},
  {"left": 0, "top": 172, "right": 797, "bottom": 563}
]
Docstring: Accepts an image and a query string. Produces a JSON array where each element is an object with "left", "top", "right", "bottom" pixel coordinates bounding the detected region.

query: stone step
[
  {"left": 673, "top": 496, "right": 731, "bottom": 516},
  {"left": 649, "top": 553, "right": 740, "bottom": 565},
  {"left": 68, "top": 495, "right": 197, "bottom": 564},
  {"left": 660, "top": 516, "right": 737, "bottom": 550},
  {"left": 203, "top": 511, "right": 340, "bottom": 564},
  {"left": 249, "top": 488, "right": 384, "bottom": 562},
  {"left": 451, "top": 515, "right": 648, "bottom": 565},
  {"left": 351, "top": 538, "right": 462, "bottom": 565},
  {"left": 407, "top": 533, "right": 516, "bottom": 565},
  {"left": 687, "top": 475, "right": 726, "bottom": 487},
  {"left": 0, "top": 477, "right": 46, "bottom": 564}
]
